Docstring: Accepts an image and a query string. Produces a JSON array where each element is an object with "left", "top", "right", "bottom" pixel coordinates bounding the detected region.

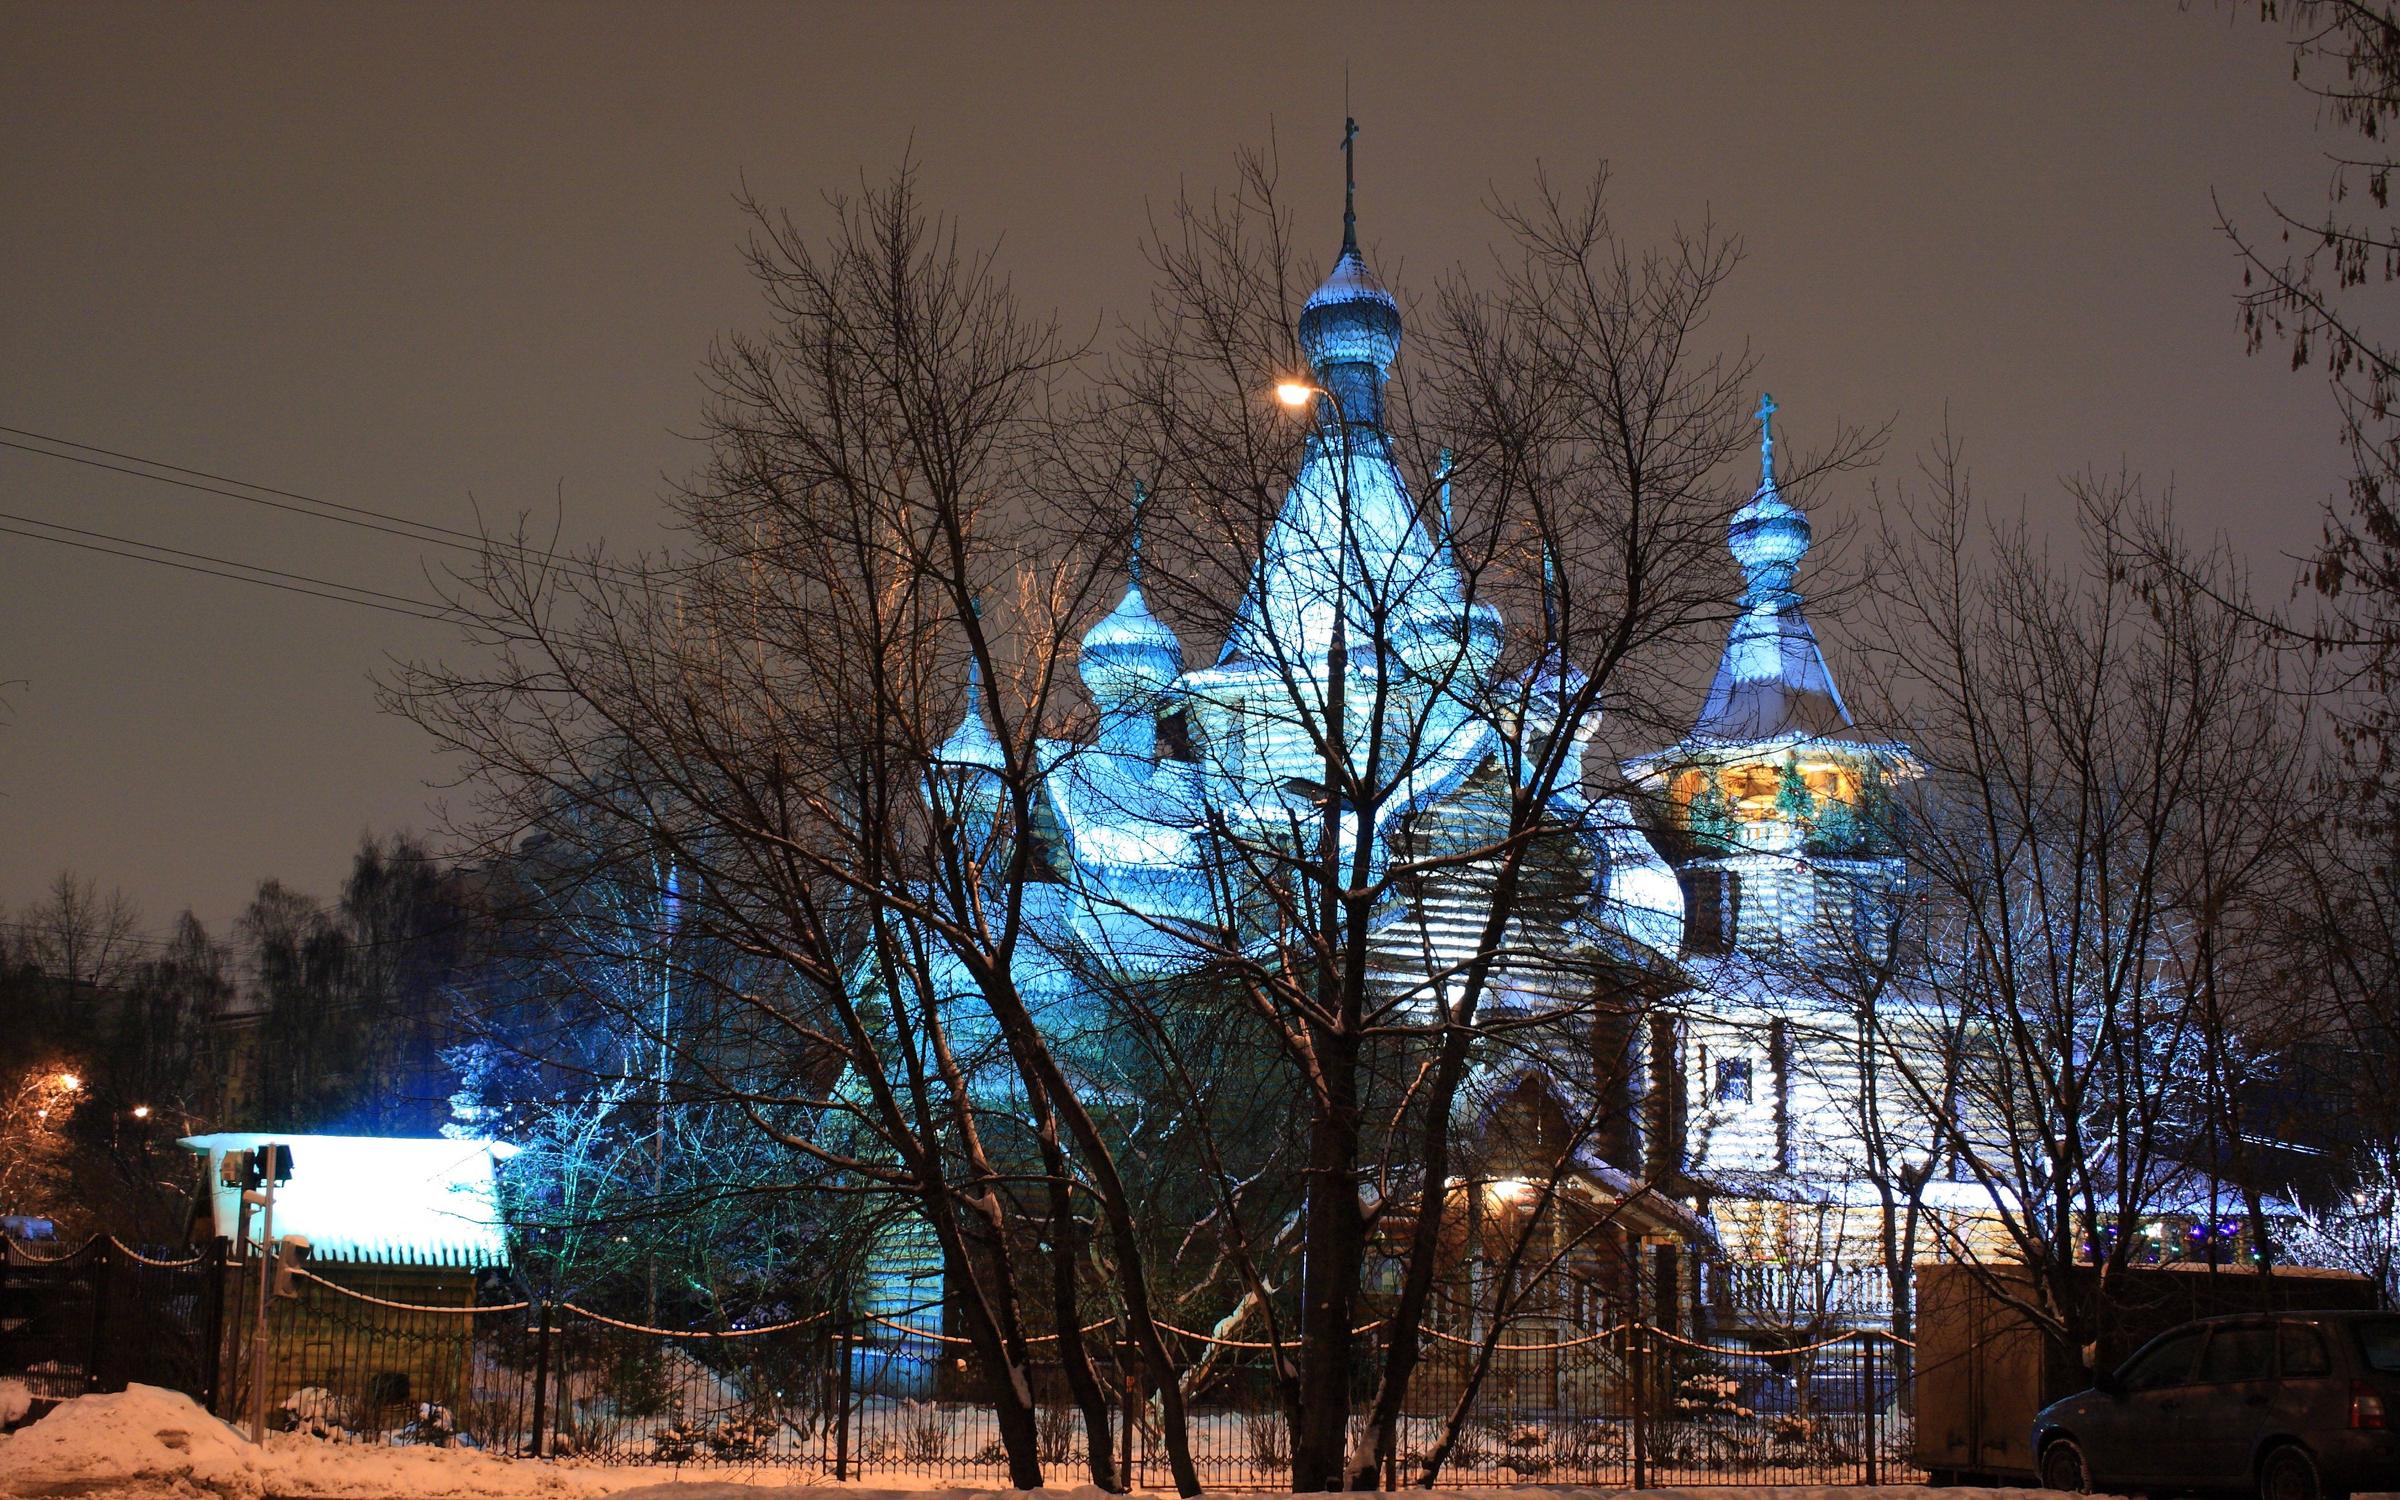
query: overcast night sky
[{"left": 0, "top": 3, "right": 2353, "bottom": 936}]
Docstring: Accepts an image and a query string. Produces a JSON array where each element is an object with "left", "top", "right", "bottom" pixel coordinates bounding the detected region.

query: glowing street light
[
  {"left": 56, "top": 1072, "right": 81, "bottom": 1092},
  {"left": 130, "top": 1104, "right": 152, "bottom": 1120},
  {"left": 1275, "top": 380, "right": 1318, "bottom": 408}
]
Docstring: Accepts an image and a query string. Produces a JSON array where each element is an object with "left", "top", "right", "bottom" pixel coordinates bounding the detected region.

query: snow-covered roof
[{"left": 180, "top": 1132, "right": 513, "bottom": 1267}]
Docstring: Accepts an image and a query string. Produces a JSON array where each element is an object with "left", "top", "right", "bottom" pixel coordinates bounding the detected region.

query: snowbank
[
  {"left": 0, "top": 1382, "right": 263, "bottom": 1497},
  {"left": 262, "top": 1432, "right": 618, "bottom": 1500}
]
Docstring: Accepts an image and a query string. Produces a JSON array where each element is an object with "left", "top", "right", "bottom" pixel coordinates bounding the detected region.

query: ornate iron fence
[{"left": 2, "top": 1238, "right": 1919, "bottom": 1487}]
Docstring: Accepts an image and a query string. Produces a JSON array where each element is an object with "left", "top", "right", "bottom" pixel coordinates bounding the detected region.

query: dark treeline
[{"left": 0, "top": 836, "right": 473, "bottom": 1245}]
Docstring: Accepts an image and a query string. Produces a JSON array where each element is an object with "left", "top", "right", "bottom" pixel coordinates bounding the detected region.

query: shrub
[
  {"left": 398, "top": 1402, "right": 459, "bottom": 1447},
  {"left": 1037, "top": 1403, "right": 1077, "bottom": 1464},
  {"left": 1240, "top": 1406, "right": 1288, "bottom": 1472},
  {"left": 710, "top": 1410, "right": 780, "bottom": 1461},
  {"left": 897, "top": 1399, "right": 948, "bottom": 1464},
  {"left": 651, "top": 1412, "right": 706, "bottom": 1463}
]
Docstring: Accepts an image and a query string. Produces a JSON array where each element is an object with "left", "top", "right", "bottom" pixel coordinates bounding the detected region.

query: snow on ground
[
  {"left": 0, "top": 1396, "right": 2139, "bottom": 1500},
  {"left": 0, "top": 1383, "right": 267, "bottom": 1497}
]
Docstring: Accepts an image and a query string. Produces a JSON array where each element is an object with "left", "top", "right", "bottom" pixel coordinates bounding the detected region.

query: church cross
[{"left": 1755, "top": 393, "right": 1777, "bottom": 484}]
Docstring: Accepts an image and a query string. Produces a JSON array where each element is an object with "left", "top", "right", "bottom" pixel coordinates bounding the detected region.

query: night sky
[{"left": 0, "top": 2, "right": 2349, "bottom": 935}]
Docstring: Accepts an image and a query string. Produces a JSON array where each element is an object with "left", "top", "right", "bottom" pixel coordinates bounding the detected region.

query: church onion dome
[
  {"left": 1298, "top": 242, "right": 1402, "bottom": 378},
  {"left": 1081, "top": 481, "right": 1184, "bottom": 714},
  {"left": 1080, "top": 580, "right": 1183, "bottom": 711},
  {"left": 1728, "top": 478, "right": 1811, "bottom": 601},
  {"left": 932, "top": 664, "right": 1005, "bottom": 777},
  {"left": 1296, "top": 119, "right": 1402, "bottom": 400},
  {"left": 1690, "top": 394, "right": 1856, "bottom": 744}
]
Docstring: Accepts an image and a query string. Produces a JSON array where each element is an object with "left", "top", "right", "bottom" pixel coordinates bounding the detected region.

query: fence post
[
  {"left": 1117, "top": 1339, "right": 1137, "bottom": 1490},
  {"left": 832, "top": 1323, "right": 853, "bottom": 1482},
  {"left": 1862, "top": 1333, "right": 1881, "bottom": 1486},
  {"left": 527, "top": 1300, "right": 552, "bottom": 1458},
  {"left": 1629, "top": 1324, "right": 1650, "bottom": 1490},
  {"left": 84, "top": 1241, "right": 113, "bottom": 1396},
  {"left": 198, "top": 1239, "right": 227, "bottom": 1415}
]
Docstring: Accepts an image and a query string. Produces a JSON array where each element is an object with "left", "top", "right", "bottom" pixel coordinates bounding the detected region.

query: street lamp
[
  {"left": 130, "top": 1104, "right": 151, "bottom": 1120},
  {"left": 1275, "top": 380, "right": 1316, "bottom": 409}
]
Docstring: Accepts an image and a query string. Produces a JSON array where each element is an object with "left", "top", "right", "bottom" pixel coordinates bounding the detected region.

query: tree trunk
[
  {"left": 1290, "top": 1032, "right": 1364, "bottom": 1492},
  {"left": 1025, "top": 1077, "right": 1121, "bottom": 1490}
]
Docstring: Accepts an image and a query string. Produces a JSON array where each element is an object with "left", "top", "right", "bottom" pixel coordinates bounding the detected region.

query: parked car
[{"left": 2032, "top": 1310, "right": 2400, "bottom": 1500}]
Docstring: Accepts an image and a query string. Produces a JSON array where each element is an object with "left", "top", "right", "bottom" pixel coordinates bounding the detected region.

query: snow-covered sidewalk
[{"left": 0, "top": 1384, "right": 2110, "bottom": 1500}]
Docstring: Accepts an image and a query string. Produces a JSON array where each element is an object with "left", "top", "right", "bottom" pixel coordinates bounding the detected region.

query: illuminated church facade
[{"left": 905, "top": 186, "right": 1977, "bottom": 1344}]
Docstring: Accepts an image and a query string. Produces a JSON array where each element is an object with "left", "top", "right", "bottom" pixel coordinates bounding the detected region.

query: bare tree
[
  {"left": 2222, "top": 1, "right": 2400, "bottom": 813},
  {"left": 394, "top": 164, "right": 1196, "bottom": 1490},
  {"left": 1848, "top": 442, "right": 2316, "bottom": 1362},
  {"left": 16, "top": 871, "right": 140, "bottom": 991}
]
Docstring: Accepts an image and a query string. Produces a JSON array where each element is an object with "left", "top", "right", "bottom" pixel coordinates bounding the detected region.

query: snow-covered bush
[
  {"left": 276, "top": 1386, "right": 350, "bottom": 1439},
  {"left": 650, "top": 1411, "right": 705, "bottom": 1463},
  {"left": 1672, "top": 1366, "right": 1753, "bottom": 1420},
  {"left": 708, "top": 1409, "right": 779, "bottom": 1460},
  {"left": 395, "top": 1401, "right": 458, "bottom": 1447}
]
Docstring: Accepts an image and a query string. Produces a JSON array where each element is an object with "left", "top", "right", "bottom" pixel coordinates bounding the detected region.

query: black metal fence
[
  {"left": 0, "top": 1236, "right": 227, "bottom": 1411},
  {"left": 224, "top": 1271, "right": 1920, "bottom": 1486},
  {"left": 3, "top": 1240, "right": 1920, "bottom": 1487}
]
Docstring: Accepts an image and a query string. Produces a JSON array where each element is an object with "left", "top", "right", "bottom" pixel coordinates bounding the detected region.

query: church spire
[
  {"left": 1730, "top": 393, "right": 1806, "bottom": 610},
  {"left": 1542, "top": 539, "right": 1560, "bottom": 642},
  {"left": 1296, "top": 118, "right": 1401, "bottom": 426},
  {"left": 1685, "top": 394, "right": 1855, "bottom": 743},
  {"left": 1341, "top": 116, "right": 1359, "bottom": 255},
  {"left": 1129, "top": 479, "right": 1147, "bottom": 585}
]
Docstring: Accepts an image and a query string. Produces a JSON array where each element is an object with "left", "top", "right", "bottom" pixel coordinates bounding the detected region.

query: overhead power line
[
  {"left": 0, "top": 423, "right": 649, "bottom": 584},
  {"left": 0, "top": 516, "right": 455, "bottom": 623},
  {"left": 0, "top": 508, "right": 448, "bottom": 615}
]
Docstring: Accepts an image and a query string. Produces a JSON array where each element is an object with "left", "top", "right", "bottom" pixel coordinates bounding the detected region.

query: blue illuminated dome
[
  {"left": 931, "top": 660, "right": 1007, "bottom": 822},
  {"left": 1080, "top": 580, "right": 1183, "bottom": 710},
  {"left": 1728, "top": 481, "right": 1810, "bottom": 602},
  {"left": 1298, "top": 243, "right": 1402, "bottom": 380},
  {"left": 1688, "top": 395, "right": 1854, "bottom": 743}
]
